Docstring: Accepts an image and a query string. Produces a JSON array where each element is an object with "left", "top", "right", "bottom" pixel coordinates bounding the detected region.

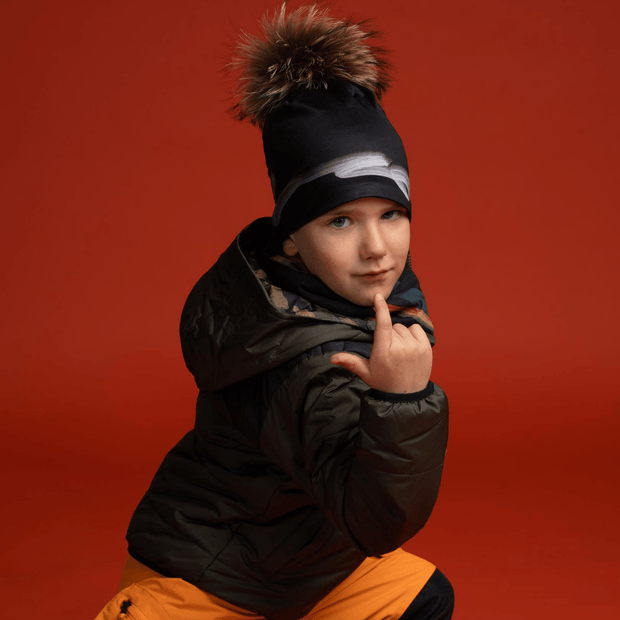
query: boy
[{"left": 96, "top": 5, "right": 452, "bottom": 619}]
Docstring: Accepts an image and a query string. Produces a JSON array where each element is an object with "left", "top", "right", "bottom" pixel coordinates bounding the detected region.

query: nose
[{"left": 360, "top": 222, "right": 387, "bottom": 259}]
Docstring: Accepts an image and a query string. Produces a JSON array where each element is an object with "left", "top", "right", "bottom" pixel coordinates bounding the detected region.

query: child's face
[{"left": 283, "top": 197, "right": 411, "bottom": 306}]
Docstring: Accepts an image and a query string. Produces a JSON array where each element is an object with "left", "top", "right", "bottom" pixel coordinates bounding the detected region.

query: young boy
[{"left": 96, "top": 5, "right": 452, "bottom": 619}]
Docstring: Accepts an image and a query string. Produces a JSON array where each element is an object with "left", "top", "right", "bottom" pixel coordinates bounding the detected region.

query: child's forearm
[{"left": 260, "top": 358, "right": 449, "bottom": 557}]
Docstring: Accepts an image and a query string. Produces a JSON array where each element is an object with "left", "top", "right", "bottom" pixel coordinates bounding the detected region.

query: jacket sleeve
[{"left": 259, "top": 352, "right": 449, "bottom": 557}]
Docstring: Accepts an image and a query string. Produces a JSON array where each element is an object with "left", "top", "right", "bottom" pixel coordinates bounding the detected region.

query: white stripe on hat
[{"left": 272, "top": 152, "right": 410, "bottom": 226}]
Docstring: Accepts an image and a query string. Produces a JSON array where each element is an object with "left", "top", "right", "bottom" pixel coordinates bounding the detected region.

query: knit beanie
[{"left": 231, "top": 4, "right": 410, "bottom": 238}]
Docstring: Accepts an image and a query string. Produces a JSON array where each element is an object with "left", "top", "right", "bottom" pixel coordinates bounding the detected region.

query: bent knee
[{"left": 400, "top": 568, "right": 455, "bottom": 620}]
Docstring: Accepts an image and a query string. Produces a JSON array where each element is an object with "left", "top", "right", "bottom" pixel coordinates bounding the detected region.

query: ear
[{"left": 282, "top": 235, "right": 299, "bottom": 257}]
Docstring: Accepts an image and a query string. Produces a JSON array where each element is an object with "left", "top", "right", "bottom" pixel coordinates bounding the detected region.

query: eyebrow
[
  {"left": 323, "top": 208, "right": 356, "bottom": 218},
  {"left": 321, "top": 205, "right": 405, "bottom": 219}
]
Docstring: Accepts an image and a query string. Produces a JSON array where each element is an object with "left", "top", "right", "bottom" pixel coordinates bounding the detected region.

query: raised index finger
[{"left": 373, "top": 293, "right": 393, "bottom": 350}]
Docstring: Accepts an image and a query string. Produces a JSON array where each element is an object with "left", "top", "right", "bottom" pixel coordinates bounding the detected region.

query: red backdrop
[{"left": 1, "top": 1, "right": 618, "bottom": 618}]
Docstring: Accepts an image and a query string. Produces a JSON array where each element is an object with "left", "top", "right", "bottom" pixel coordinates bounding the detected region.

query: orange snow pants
[{"left": 95, "top": 548, "right": 435, "bottom": 620}]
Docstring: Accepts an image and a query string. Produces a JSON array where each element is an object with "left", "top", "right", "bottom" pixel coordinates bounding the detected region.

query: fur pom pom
[{"left": 230, "top": 3, "right": 392, "bottom": 128}]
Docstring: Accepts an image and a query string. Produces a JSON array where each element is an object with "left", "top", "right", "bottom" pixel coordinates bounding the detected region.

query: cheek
[
  {"left": 315, "top": 249, "right": 347, "bottom": 282},
  {"left": 395, "top": 228, "right": 411, "bottom": 258},
  {"left": 312, "top": 236, "right": 347, "bottom": 267},
  {"left": 299, "top": 237, "right": 344, "bottom": 281},
  {"left": 401, "top": 238, "right": 411, "bottom": 260}
]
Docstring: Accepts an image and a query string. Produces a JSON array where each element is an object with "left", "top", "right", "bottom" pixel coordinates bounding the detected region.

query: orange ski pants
[{"left": 95, "top": 548, "right": 435, "bottom": 620}]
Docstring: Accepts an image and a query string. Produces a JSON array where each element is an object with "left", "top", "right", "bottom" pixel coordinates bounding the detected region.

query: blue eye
[
  {"left": 330, "top": 216, "right": 351, "bottom": 228},
  {"left": 382, "top": 210, "right": 401, "bottom": 220}
]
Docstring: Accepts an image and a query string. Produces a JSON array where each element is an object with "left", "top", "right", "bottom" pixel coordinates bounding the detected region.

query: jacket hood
[{"left": 180, "top": 218, "right": 374, "bottom": 391}]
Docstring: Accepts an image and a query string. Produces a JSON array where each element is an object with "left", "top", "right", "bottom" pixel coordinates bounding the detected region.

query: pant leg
[
  {"left": 300, "top": 548, "right": 436, "bottom": 620},
  {"left": 95, "top": 550, "right": 442, "bottom": 620},
  {"left": 398, "top": 568, "right": 455, "bottom": 620},
  {"left": 94, "top": 556, "right": 264, "bottom": 620}
]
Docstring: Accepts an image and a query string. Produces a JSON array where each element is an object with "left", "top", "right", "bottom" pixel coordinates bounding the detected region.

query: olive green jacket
[{"left": 126, "top": 219, "right": 449, "bottom": 620}]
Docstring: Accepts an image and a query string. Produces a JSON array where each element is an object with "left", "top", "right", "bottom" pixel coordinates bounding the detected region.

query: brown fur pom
[{"left": 230, "top": 3, "right": 392, "bottom": 128}]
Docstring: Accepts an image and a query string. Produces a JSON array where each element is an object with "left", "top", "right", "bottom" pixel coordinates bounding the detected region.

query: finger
[
  {"left": 372, "top": 293, "right": 393, "bottom": 350},
  {"left": 408, "top": 322, "right": 430, "bottom": 344},
  {"left": 392, "top": 322, "right": 412, "bottom": 339},
  {"left": 330, "top": 353, "right": 371, "bottom": 383}
]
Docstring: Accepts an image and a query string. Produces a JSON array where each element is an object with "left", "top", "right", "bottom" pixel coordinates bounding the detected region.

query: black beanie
[
  {"left": 263, "top": 80, "right": 411, "bottom": 238},
  {"left": 230, "top": 4, "right": 409, "bottom": 237}
]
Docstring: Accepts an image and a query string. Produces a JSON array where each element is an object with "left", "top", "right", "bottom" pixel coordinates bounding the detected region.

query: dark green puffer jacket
[{"left": 126, "top": 218, "right": 449, "bottom": 620}]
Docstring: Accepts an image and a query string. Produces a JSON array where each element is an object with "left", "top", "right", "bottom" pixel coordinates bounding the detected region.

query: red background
[{"left": 1, "top": 1, "right": 619, "bottom": 617}]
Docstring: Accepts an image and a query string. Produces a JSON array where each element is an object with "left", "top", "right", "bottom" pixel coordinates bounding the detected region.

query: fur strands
[{"left": 230, "top": 2, "right": 392, "bottom": 128}]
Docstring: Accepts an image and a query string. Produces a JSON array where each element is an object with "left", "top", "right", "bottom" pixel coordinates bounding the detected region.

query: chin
[
  {"left": 353, "top": 288, "right": 390, "bottom": 307},
  {"left": 334, "top": 280, "right": 395, "bottom": 307}
]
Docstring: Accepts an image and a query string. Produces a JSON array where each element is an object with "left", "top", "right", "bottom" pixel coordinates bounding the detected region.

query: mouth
[{"left": 357, "top": 269, "right": 390, "bottom": 279}]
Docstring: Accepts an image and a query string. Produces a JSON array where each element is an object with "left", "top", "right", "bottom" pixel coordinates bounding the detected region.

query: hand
[{"left": 330, "top": 293, "right": 432, "bottom": 393}]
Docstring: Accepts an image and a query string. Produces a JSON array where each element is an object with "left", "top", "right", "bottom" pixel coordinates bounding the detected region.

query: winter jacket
[{"left": 126, "top": 218, "right": 449, "bottom": 620}]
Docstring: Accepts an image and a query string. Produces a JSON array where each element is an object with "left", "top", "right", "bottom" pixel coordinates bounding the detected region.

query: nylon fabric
[
  {"left": 96, "top": 550, "right": 435, "bottom": 620},
  {"left": 123, "top": 218, "right": 449, "bottom": 620}
]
